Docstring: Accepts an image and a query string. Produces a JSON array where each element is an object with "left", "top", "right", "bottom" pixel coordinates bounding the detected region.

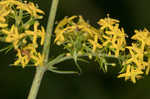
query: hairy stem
[{"left": 27, "top": 0, "right": 59, "bottom": 99}]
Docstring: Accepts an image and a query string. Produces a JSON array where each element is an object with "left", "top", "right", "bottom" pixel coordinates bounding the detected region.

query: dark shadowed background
[{"left": 1, "top": 0, "right": 150, "bottom": 99}]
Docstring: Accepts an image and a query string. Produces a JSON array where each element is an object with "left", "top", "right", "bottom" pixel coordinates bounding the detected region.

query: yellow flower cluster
[
  {"left": 118, "top": 29, "right": 150, "bottom": 83},
  {"left": 54, "top": 15, "right": 126, "bottom": 57},
  {"left": 99, "top": 16, "right": 150, "bottom": 83},
  {"left": 98, "top": 14, "right": 126, "bottom": 57},
  {"left": 14, "top": 44, "right": 44, "bottom": 67},
  {"left": 10, "top": 21, "right": 45, "bottom": 67},
  {"left": 54, "top": 15, "right": 102, "bottom": 56},
  {"left": 2, "top": 25, "right": 25, "bottom": 49},
  {"left": 0, "top": 0, "right": 45, "bottom": 67},
  {"left": 0, "top": 0, "right": 149, "bottom": 83},
  {"left": 55, "top": 16, "right": 97, "bottom": 44},
  {"left": 0, "top": 1, "right": 10, "bottom": 28},
  {"left": 55, "top": 15, "right": 150, "bottom": 83},
  {"left": 98, "top": 14, "right": 119, "bottom": 30},
  {"left": 25, "top": 21, "right": 45, "bottom": 46},
  {"left": 0, "top": 0, "right": 44, "bottom": 19},
  {"left": 118, "top": 65, "right": 143, "bottom": 83}
]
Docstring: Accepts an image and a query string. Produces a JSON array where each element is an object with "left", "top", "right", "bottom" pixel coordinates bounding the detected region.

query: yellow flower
[
  {"left": 40, "top": 26, "right": 45, "bottom": 45},
  {"left": 14, "top": 43, "right": 43, "bottom": 67},
  {"left": 25, "top": 22, "right": 45, "bottom": 46},
  {"left": 17, "top": 2, "right": 44, "bottom": 19},
  {"left": 14, "top": 49, "right": 30, "bottom": 67},
  {"left": 55, "top": 16, "right": 77, "bottom": 33},
  {"left": 0, "top": 23, "right": 8, "bottom": 28},
  {"left": 88, "top": 34, "right": 102, "bottom": 52},
  {"left": 54, "top": 16, "right": 77, "bottom": 45},
  {"left": 126, "top": 43, "right": 145, "bottom": 69},
  {"left": 68, "top": 15, "right": 77, "bottom": 21},
  {"left": 0, "top": 3, "right": 10, "bottom": 28},
  {"left": 98, "top": 14, "right": 119, "bottom": 30},
  {"left": 78, "top": 16, "right": 98, "bottom": 37},
  {"left": 102, "top": 35, "right": 112, "bottom": 46},
  {"left": 54, "top": 26, "right": 77, "bottom": 45},
  {"left": 54, "top": 33, "right": 65, "bottom": 45},
  {"left": 102, "top": 24, "right": 126, "bottom": 57},
  {"left": 0, "top": 0, "right": 18, "bottom": 5},
  {"left": 78, "top": 16, "right": 89, "bottom": 26},
  {"left": 55, "top": 17, "right": 68, "bottom": 33},
  {"left": 54, "top": 16, "right": 99, "bottom": 45},
  {"left": 118, "top": 65, "right": 143, "bottom": 83},
  {"left": 118, "top": 65, "right": 131, "bottom": 81},
  {"left": 23, "top": 44, "right": 44, "bottom": 66},
  {"left": 132, "top": 29, "right": 150, "bottom": 47},
  {"left": 78, "top": 25, "right": 97, "bottom": 37},
  {"left": 31, "top": 52, "right": 44, "bottom": 66},
  {"left": 2, "top": 25, "right": 25, "bottom": 49},
  {"left": 0, "top": 7, "right": 10, "bottom": 23},
  {"left": 23, "top": 44, "right": 37, "bottom": 53},
  {"left": 0, "top": 0, "right": 44, "bottom": 19}
]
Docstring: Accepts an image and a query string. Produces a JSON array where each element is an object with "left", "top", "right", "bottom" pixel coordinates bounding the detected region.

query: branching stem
[{"left": 27, "top": 0, "right": 59, "bottom": 99}]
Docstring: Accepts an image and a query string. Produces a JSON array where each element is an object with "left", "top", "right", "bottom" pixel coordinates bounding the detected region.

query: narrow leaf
[
  {"left": 9, "top": 64, "right": 35, "bottom": 67},
  {"left": 47, "top": 53, "right": 66, "bottom": 66},
  {"left": 77, "top": 58, "right": 89, "bottom": 63},
  {"left": 73, "top": 52, "right": 82, "bottom": 73},
  {"left": 48, "top": 68, "right": 78, "bottom": 74}
]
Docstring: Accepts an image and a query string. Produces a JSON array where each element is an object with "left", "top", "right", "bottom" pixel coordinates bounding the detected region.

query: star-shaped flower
[
  {"left": 118, "top": 65, "right": 143, "bottom": 83},
  {"left": 2, "top": 25, "right": 25, "bottom": 49},
  {"left": 88, "top": 34, "right": 102, "bottom": 52}
]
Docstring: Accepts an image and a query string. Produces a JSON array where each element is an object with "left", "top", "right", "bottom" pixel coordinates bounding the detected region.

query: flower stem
[
  {"left": 27, "top": 66, "right": 46, "bottom": 99},
  {"left": 43, "top": 0, "right": 59, "bottom": 64},
  {"left": 27, "top": 0, "right": 59, "bottom": 99}
]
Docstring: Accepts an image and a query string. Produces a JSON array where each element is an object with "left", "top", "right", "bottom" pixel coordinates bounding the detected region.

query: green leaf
[
  {"left": 48, "top": 67, "right": 78, "bottom": 74},
  {"left": 73, "top": 51, "right": 82, "bottom": 73},
  {"left": 98, "top": 58, "right": 108, "bottom": 73},
  {"left": 77, "top": 58, "right": 89, "bottom": 63}
]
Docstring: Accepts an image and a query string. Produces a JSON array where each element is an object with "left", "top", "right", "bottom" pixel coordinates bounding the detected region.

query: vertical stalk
[
  {"left": 43, "top": 0, "right": 59, "bottom": 64},
  {"left": 27, "top": 66, "right": 46, "bottom": 99},
  {"left": 27, "top": 0, "right": 59, "bottom": 99}
]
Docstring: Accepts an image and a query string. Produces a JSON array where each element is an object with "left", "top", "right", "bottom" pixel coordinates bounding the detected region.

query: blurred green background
[{"left": 1, "top": 0, "right": 150, "bottom": 99}]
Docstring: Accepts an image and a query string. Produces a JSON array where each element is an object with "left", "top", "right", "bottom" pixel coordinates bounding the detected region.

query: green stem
[
  {"left": 27, "top": 0, "right": 59, "bottom": 99},
  {"left": 27, "top": 66, "right": 46, "bottom": 99},
  {"left": 43, "top": 0, "right": 59, "bottom": 64},
  {"left": 47, "top": 53, "right": 119, "bottom": 67}
]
